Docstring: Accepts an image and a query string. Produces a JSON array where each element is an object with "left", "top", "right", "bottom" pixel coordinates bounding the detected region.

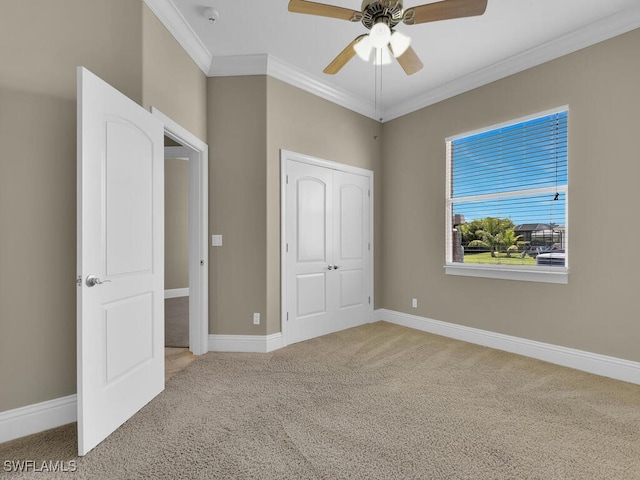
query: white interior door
[
  {"left": 285, "top": 155, "right": 372, "bottom": 345},
  {"left": 77, "top": 67, "right": 164, "bottom": 456},
  {"left": 332, "top": 170, "right": 371, "bottom": 330},
  {"left": 286, "top": 161, "right": 335, "bottom": 344}
]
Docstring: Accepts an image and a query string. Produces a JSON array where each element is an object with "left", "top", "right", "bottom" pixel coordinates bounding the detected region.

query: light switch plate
[{"left": 212, "top": 234, "right": 223, "bottom": 247}]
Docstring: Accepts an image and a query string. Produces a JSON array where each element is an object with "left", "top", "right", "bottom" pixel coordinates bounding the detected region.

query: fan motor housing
[{"left": 361, "top": 0, "right": 404, "bottom": 29}]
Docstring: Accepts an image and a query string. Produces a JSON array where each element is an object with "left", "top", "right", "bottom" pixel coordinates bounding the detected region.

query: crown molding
[
  {"left": 266, "top": 56, "right": 376, "bottom": 120},
  {"left": 143, "top": 0, "right": 212, "bottom": 74},
  {"left": 384, "top": 8, "right": 640, "bottom": 121},
  {"left": 147, "top": 2, "right": 640, "bottom": 122},
  {"left": 209, "top": 54, "right": 377, "bottom": 120},
  {"left": 208, "top": 54, "right": 269, "bottom": 77}
]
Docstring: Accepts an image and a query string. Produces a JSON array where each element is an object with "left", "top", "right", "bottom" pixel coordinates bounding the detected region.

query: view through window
[{"left": 446, "top": 108, "right": 568, "bottom": 271}]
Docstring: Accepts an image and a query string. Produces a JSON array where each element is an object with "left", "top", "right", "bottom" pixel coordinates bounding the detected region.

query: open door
[{"left": 77, "top": 67, "right": 164, "bottom": 456}]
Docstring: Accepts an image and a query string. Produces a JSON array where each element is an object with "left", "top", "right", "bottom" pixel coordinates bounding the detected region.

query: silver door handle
[
  {"left": 333, "top": 265, "right": 340, "bottom": 270},
  {"left": 327, "top": 265, "right": 334, "bottom": 270},
  {"left": 86, "top": 275, "right": 111, "bottom": 287}
]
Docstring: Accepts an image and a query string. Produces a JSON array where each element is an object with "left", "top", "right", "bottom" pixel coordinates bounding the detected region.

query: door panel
[
  {"left": 333, "top": 170, "right": 370, "bottom": 329},
  {"left": 285, "top": 158, "right": 371, "bottom": 345},
  {"left": 339, "top": 185, "right": 364, "bottom": 260},
  {"left": 105, "top": 121, "right": 154, "bottom": 276},
  {"left": 77, "top": 67, "right": 164, "bottom": 456},
  {"left": 339, "top": 269, "right": 364, "bottom": 308},
  {"left": 104, "top": 294, "right": 154, "bottom": 381},
  {"left": 297, "top": 178, "right": 328, "bottom": 263},
  {"left": 296, "top": 273, "right": 327, "bottom": 317}
]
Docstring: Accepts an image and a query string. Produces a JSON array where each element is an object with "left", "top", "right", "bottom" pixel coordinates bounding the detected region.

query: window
[{"left": 445, "top": 107, "right": 568, "bottom": 283}]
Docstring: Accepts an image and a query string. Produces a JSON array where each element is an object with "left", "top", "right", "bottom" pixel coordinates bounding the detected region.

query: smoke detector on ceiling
[{"left": 204, "top": 7, "right": 219, "bottom": 24}]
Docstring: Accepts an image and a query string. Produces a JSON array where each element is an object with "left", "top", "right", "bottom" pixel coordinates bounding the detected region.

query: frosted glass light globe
[
  {"left": 369, "top": 22, "right": 391, "bottom": 48},
  {"left": 390, "top": 31, "right": 411, "bottom": 57}
]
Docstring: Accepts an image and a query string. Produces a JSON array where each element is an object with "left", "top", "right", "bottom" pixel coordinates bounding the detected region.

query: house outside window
[{"left": 445, "top": 107, "right": 569, "bottom": 284}]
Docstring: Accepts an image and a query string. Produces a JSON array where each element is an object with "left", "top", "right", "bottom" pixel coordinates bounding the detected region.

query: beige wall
[
  {"left": 0, "top": 0, "right": 143, "bottom": 413},
  {"left": 381, "top": 28, "right": 640, "bottom": 362},
  {"left": 206, "top": 76, "right": 381, "bottom": 336},
  {"left": 142, "top": 6, "right": 207, "bottom": 141},
  {"left": 266, "top": 78, "right": 383, "bottom": 335},
  {"left": 0, "top": 0, "right": 143, "bottom": 103},
  {"left": 0, "top": 1, "right": 206, "bottom": 412},
  {"left": 165, "top": 158, "right": 189, "bottom": 290},
  {"left": 0, "top": 89, "right": 78, "bottom": 413},
  {"left": 207, "top": 76, "right": 268, "bottom": 335}
]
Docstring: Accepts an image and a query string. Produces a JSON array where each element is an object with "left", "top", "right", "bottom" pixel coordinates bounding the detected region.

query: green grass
[{"left": 463, "top": 252, "right": 536, "bottom": 265}]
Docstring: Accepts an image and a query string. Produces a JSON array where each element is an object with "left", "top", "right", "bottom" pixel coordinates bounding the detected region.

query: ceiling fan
[{"left": 288, "top": 0, "right": 488, "bottom": 75}]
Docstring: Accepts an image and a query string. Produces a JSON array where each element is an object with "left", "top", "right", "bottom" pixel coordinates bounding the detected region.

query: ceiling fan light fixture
[
  {"left": 369, "top": 22, "right": 391, "bottom": 49},
  {"left": 389, "top": 30, "right": 411, "bottom": 57},
  {"left": 354, "top": 35, "right": 374, "bottom": 61},
  {"left": 289, "top": 0, "right": 489, "bottom": 76},
  {"left": 373, "top": 46, "right": 392, "bottom": 66}
]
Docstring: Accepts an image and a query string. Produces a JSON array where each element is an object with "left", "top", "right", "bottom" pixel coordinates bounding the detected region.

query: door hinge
[
  {"left": 368, "top": 242, "right": 371, "bottom": 251},
  {"left": 286, "top": 312, "right": 289, "bottom": 321},
  {"left": 286, "top": 175, "right": 289, "bottom": 184},
  {"left": 368, "top": 296, "right": 371, "bottom": 305},
  {"left": 76, "top": 275, "right": 82, "bottom": 287},
  {"left": 286, "top": 243, "right": 289, "bottom": 253},
  {"left": 368, "top": 189, "right": 370, "bottom": 198}
]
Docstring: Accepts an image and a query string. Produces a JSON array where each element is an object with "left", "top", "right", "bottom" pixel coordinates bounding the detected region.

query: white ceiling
[{"left": 147, "top": 0, "right": 640, "bottom": 121}]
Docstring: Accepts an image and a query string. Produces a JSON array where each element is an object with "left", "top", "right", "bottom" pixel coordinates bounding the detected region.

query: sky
[{"left": 451, "top": 111, "right": 568, "bottom": 226}]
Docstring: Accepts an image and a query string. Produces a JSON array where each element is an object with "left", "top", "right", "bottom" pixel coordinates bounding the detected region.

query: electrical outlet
[
  {"left": 253, "top": 313, "right": 260, "bottom": 325},
  {"left": 411, "top": 298, "right": 418, "bottom": 309}
]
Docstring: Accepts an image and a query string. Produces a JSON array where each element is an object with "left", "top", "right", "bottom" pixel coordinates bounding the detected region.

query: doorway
[
  {"left": 164, "top": 145, "right": 193, "bottom": 380},
  {"left": 152, "top": 108, "right": 209, "bottom": 357}
]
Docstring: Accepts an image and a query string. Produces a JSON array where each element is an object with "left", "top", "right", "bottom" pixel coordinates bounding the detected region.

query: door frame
[
  {"left": 153, "top": 108, "right": 209, "bottom": 355},
  {"left": 280, "top": 149, "right": 374, "bottom": 346}
]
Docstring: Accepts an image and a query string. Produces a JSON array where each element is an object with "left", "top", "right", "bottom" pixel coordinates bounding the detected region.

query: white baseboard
[
  {"left": 375, "top": 308, "right": 640, "bottom": 385},
  {"left": 0, "top": 394, "right": 77, "bottom": 444},
  {"left": 209, "top": 333, "right": 284, "bottom": 353},
  {"left": 165, "top": 288, "right": 189, "bottom": 299}
]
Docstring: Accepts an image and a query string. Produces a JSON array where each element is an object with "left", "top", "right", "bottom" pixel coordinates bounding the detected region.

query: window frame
[{"left": 445, "top": 106, "right": 569, "bottom": 284}]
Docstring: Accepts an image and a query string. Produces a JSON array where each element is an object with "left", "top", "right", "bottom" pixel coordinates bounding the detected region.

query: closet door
[
  {"left": 286, "top": 160, "right": 336, "bottom": 344},
  {"left": 332, "top": 170, "right": 371, "bottom": 330},
  {"left": 285, "top": 157, "right": 372, "bottom": 345}
]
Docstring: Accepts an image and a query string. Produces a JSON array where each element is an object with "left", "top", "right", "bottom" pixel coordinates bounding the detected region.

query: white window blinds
[{"left": 446, "top": 108, "right": 568, "bottom": 271}]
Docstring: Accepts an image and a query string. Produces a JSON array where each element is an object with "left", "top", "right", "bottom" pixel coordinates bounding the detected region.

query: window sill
[{"left": 445, "top": 264, "right": 568, "bottom": 284}]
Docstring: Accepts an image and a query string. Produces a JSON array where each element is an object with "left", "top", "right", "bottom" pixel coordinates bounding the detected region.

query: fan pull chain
[
  {"left": 373, "top": 56, "right": 379, "bottom": 139},
  {"left": 378, "top": 54, "right": 384, "bottom": 123},
  {"left": 374, "top": 54, "right": 378, "bottom": 120}
]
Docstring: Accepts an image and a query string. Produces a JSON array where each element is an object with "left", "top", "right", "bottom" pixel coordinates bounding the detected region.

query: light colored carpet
[
  {"left": 2, "top": 321, "right": 640, "bottom": 479},
  {"left": 165, "top": 297, "right": 189, "bottom": 348}
]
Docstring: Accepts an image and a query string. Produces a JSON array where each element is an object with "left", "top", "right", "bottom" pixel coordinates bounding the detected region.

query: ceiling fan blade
[
  {"left": 395, "top": 45, "right": 424, "bottom": 75},
  {"left": 288, "top": 0, "right": 363, "bottom": 22},
  {"left": 403, "top": 0, "right": 487, "bottom": 25},
  {"left": 324, "top": 35, "right": 368, "bottom": 74}
]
